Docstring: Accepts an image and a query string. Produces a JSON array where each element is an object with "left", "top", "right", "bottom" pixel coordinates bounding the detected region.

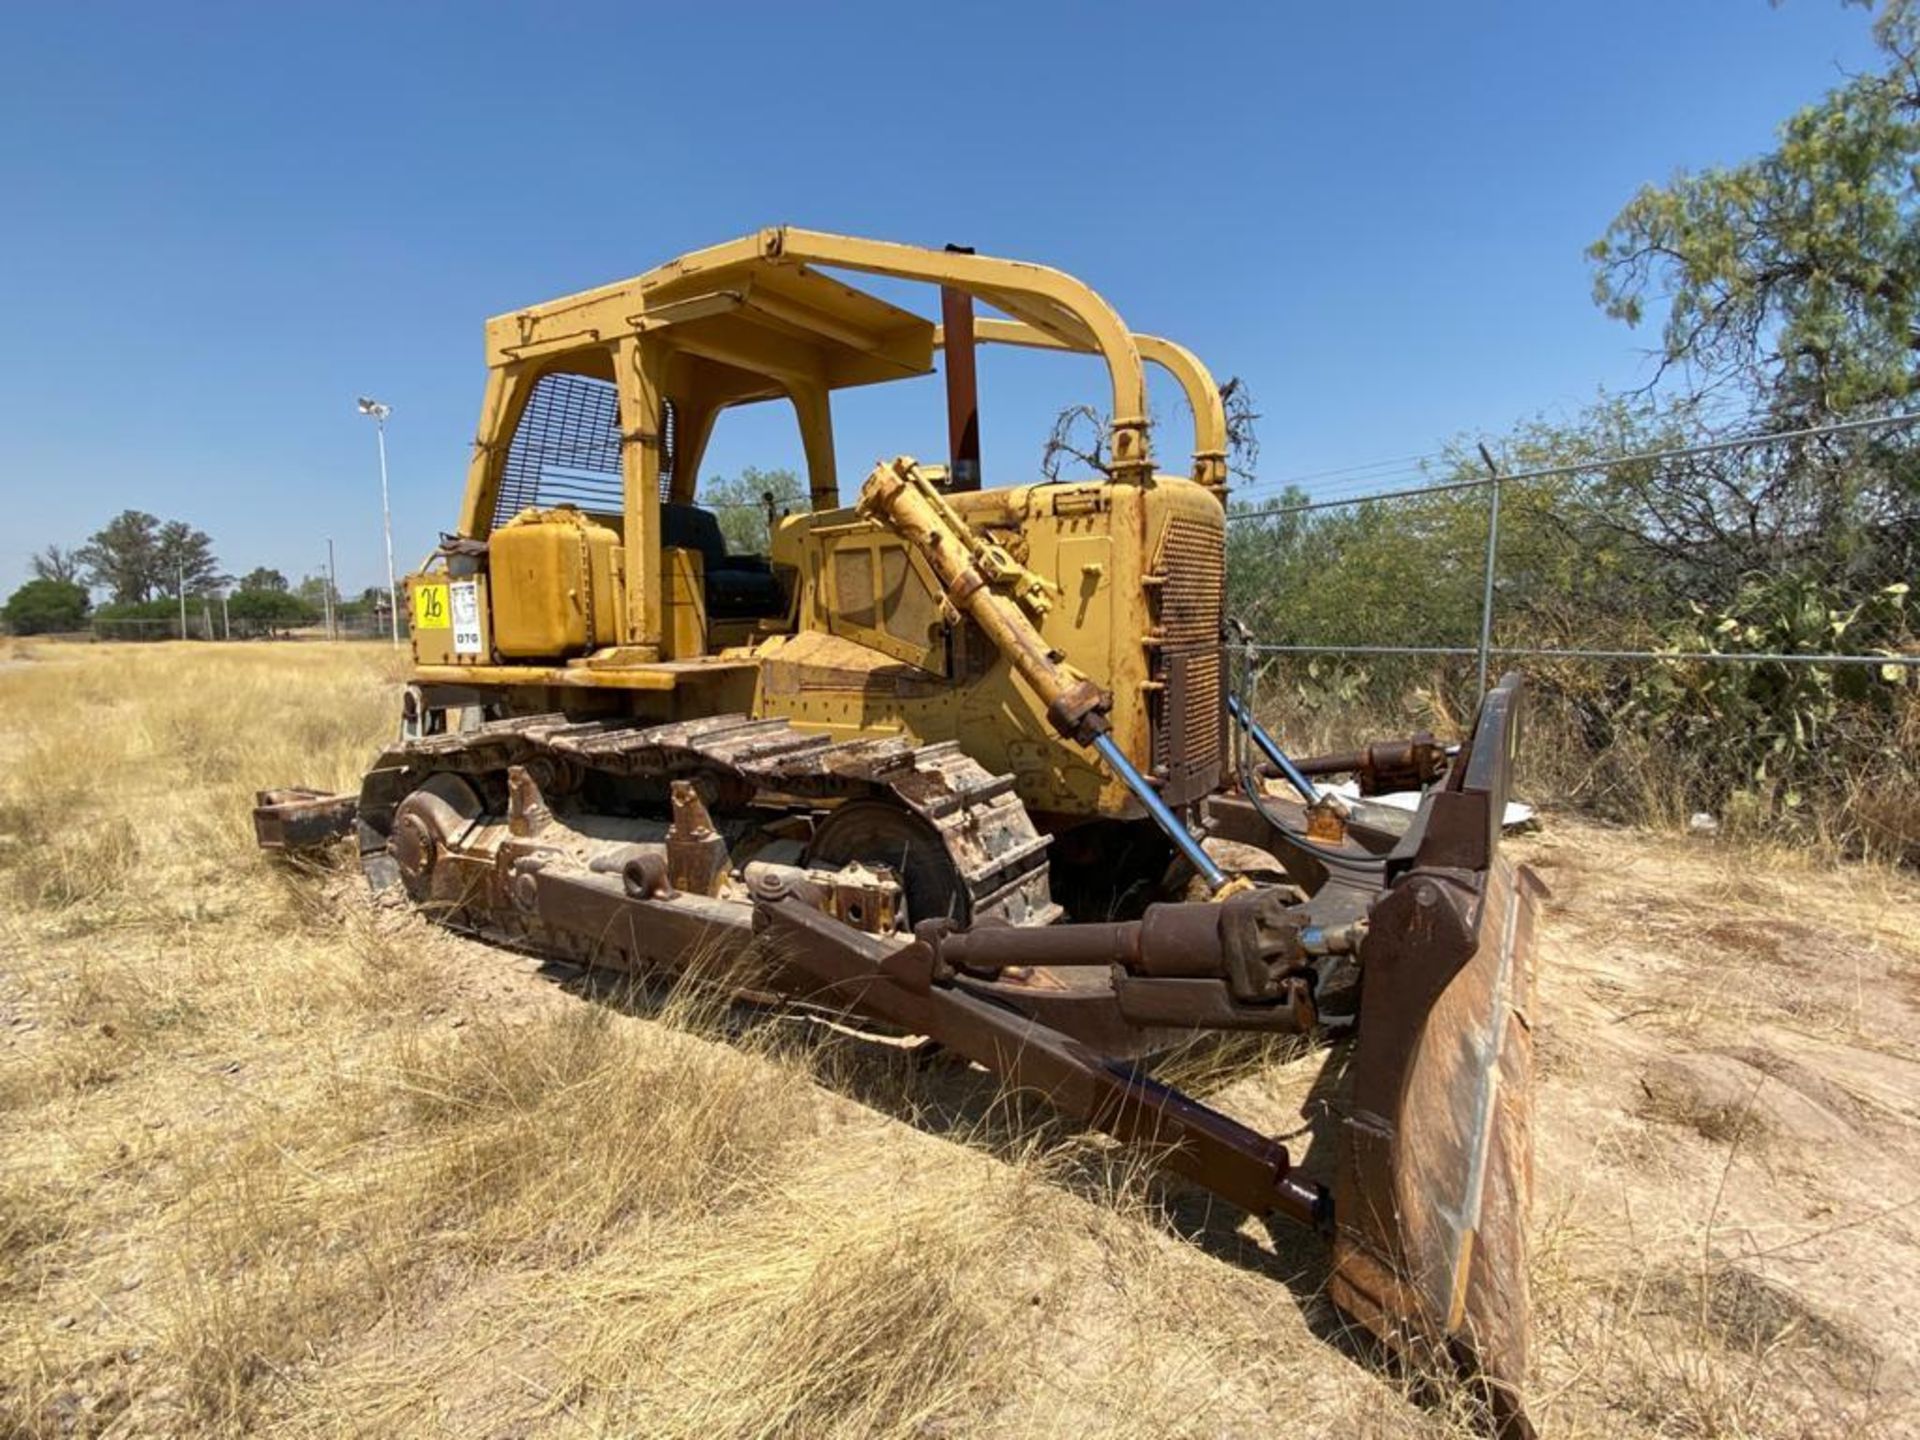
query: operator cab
[
  {"left": 437, "top": 236, "right": 940, "bottom": 664},
  {"left": 414, "top": 227, "right": 1228, "bottom": 674},
  {"left": 477, "top": 360, "right": 794, "bottom": 653}
]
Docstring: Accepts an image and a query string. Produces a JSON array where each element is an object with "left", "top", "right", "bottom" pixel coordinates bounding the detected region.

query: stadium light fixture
[{"left": 355, "top": 396, "right": 400, "bottom": 647}]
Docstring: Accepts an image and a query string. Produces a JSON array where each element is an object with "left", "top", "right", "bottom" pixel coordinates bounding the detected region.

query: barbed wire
[{"left": 1227, "top": 410, "right": 1920, "bottom": 523}]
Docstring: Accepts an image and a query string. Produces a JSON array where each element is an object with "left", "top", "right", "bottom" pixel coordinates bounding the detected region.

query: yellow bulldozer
[{"left": 258, "top": 228, "right": 1540, "bottom": 1434}]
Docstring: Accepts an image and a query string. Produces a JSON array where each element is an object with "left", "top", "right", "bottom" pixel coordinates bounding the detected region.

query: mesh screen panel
[{"left": 490, "top": 373, "right": 675, "bottom": 528}]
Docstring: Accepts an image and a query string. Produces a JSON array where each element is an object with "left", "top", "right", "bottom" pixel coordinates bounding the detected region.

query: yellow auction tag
[{"left": 413, "top": 583, "right": 451, "bottom": 630}]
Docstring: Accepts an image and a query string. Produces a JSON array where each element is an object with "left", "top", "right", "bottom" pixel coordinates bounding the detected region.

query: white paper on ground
[{"left": 1325, "top": 780, "right": 1537, "bottom": 830}]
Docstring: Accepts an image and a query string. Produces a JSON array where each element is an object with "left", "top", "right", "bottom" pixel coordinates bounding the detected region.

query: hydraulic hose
[
  {"left": 1223, "top": 643, "right": 1383, "bottom": 870},
  {"left": 1237, "top": 757, "right": 1384, "bottom": 870},
  {"left": 1226, "top": 693, "right": 1320, "bottom": 804}
]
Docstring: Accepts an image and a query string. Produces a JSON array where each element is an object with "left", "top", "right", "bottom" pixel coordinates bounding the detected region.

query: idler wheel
[
  {"left": 388, "top": 773, "right": 482, "bottom": 903},
  {"left": 389, "top": 811, "right": 436, "bottom": 892},
  {"left": 805, "top": 799, "right": 965, "bottom": 926}
]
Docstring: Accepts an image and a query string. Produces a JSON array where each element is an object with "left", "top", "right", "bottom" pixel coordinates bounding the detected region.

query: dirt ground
[{"left": 1, "top": 640, "right": 1916, "bottom": 1437}]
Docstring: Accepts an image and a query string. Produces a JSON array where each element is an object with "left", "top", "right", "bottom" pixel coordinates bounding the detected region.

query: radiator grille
[{"left": 1149, "top": 513, "right": 1225, "bottom": 804}]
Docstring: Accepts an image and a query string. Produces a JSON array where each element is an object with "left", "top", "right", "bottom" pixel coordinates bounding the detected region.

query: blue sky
[{"left": 0, "top": 2, "right": 1884, "bottom": 596}]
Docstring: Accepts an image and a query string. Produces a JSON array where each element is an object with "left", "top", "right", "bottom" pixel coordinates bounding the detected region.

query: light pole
[
  {"left": 325, "top": 538, "right": 339, "bottom": 641},
  {"left": 356, "top": 396, "right": 400, "bottom": 648}
]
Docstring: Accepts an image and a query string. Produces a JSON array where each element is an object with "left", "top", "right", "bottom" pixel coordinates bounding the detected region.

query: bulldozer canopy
[{"left": 484, "top": 234, "right": 938, "bottom": 395}]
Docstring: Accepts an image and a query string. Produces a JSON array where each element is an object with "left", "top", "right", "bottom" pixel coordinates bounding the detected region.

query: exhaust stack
[{"left": 941, "top": 244, "right": 981, "bottom": 492}]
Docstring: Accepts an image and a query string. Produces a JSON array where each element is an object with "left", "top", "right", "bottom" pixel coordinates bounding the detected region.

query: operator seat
[{"left": 661, "top": 503, "right": 787, "bottom": 621}]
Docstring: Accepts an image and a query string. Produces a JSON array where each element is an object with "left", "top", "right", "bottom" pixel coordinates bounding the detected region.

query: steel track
[{"left": 354, "top": 711, "right": 1062, "bottom": 927}]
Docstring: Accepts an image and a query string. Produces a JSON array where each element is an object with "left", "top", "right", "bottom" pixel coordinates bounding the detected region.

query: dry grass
[
  {"left": 1248, "top": 656, "right": 1920, "bottom": 868},
  {"left": 2, "top": 641, "right": 1917, "bottom": 1437}
]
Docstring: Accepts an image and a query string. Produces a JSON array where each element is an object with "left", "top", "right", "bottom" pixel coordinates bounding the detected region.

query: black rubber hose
[{"left": 1237, "top": 758, "right": 1387, "bottom": 869}]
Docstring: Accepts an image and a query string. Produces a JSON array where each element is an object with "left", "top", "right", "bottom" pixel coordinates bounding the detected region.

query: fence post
[{"left": 1475, "top": 444, "right": 1502, "bottom": 696}]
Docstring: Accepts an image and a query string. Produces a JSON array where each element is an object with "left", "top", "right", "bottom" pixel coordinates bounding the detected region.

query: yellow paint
[
  {"left": 411, "top": 663, "right": 680, "bottom": 691},
  {"left": 660, "top": 547, "right": 707, "bottom": 661},
  {"left": 412, "top": 583, "right": 451, "bottom": 631},
  {"left": 486, "top": 508, "right": 625, "bottom": 659},
  {"left": 764, "top": 466, "right": 1224, "bottom": 817},
  {"left": 405, "top": 228, "right": 1231, "bottom": 821}
]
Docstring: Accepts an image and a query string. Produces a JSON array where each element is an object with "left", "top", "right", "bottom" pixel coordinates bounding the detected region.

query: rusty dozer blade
[{"left": 1328, "top": 677, "right": 1540, "bottom": 1437}]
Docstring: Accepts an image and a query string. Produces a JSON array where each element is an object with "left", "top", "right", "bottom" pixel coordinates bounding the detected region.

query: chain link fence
[
  {"left": 1225, "top": 414, "right": 1920, "bottom": 857},
  {"left": 85, "top": 613, "right": 405, "bottom": 642},
  {"left": 88, "top": 617, "right": 197, "bottom": 642}
]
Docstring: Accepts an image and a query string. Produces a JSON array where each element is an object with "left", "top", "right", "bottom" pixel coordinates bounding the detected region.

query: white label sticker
[{"left": 450, "top": 580, "right": 483, "bottom": 656}]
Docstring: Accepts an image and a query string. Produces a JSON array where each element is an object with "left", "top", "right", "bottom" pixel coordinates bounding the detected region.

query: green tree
[
  {"left": 295, "top": 574, "right": 338, "bottom": 610},
  {"left": 698, "top": 466, "right": 806, "bottom": 554},
  {"left": 1228, "top": 3, "right": 1919, "bottom": 848},
  {"left": 227, "top": 588, "right": 317, "bottom": 634},
  {"left": 93, "top": 599, "right": 186, "bottom": 622},
  {"left": 77, "top": 510, "right": 162, "bottom": 603},
  {"left": 1591, "top": 1, "right": 1920, "bottom": 418},
  {"left": 72, "top": 513, "right": 220, "bottom": 603},
  {"left": 3, "top": 579, "right": 89, "bottom": 634},
  {"left": 239, "top": 567, "right": 290, "bottom": 593},
  {"left": 29, "top": 545, "right": 82, "bottom": 585},
  {"left": 155, "top": 520, "right": 221, "bottom": 596},
  {"left": 1583, "top": 1, "right": 1920, "bottom": 600}
]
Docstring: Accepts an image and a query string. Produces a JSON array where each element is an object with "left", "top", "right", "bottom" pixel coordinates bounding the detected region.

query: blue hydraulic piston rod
[
  {"left": 1226, "top": 694, "right": 1321, "bottom": 805},
  {"left": 1090, "top": 731, "right": 1229, "bottom": 892}
]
